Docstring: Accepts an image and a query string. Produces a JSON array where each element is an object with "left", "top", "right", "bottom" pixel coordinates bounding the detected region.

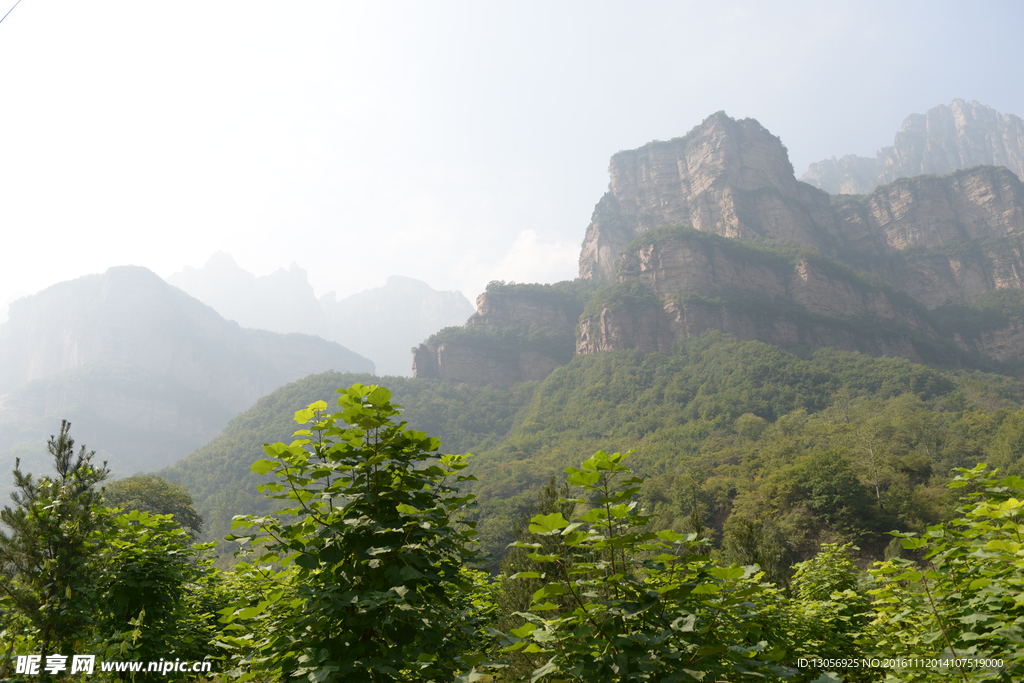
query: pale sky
[{"left": 2, "top": 0, "right": 1023, "bottom": 314}]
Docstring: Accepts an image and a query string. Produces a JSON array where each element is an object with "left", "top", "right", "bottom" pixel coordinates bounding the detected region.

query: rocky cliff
[
  {"left": 802, "top": 99, "right": 1024, "bottom": 195},
  {"left": 579, "top": 112, "right": 837, "bottom": 281},
  {"left": 576, "top": 229, "right": 940, "bottom": 361},
  {"left": 579, "top": 110, "right": 1024, "bottom": 311},
  {"left": 418, "top": 105, "right": 1024, "bottom": 387},
  {"left": 411, "top": 282, "right": 593, "bottom": 386}
]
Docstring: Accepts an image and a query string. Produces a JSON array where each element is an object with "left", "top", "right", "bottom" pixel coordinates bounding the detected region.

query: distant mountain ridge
[
  {"left": 802, "top": 99, "right": 1024, "bottom": 195},
  {"left": 167, "top": 254, "right": 474, "bottom": 377},
  {"left": 0, "top": 266, "right": 374, "bottom": 492}
]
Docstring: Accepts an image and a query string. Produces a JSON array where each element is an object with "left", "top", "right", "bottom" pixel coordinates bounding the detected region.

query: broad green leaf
[
  {"left": 251, "top": 458, "right": 280, "bottom": 475},
  {"left": 528, "top": 512, "right": 570, "bottom": 534}
]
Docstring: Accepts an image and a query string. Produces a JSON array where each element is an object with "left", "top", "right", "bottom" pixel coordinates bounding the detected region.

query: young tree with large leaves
[
  {"left": 222, "top": 383, "right": 486, "bottom": 683},
  {"left": 0, "top": 421, "right": 109, "bottom": 675}
]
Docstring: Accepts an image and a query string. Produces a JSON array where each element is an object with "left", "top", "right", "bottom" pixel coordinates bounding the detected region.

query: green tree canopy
[{"left": 103, "top": 473, "right": 203, "bottom": 538}]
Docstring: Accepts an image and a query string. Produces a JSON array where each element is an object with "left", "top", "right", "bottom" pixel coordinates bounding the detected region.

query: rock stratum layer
[{"left": 802, "top": 99, "right": 1024, "bottom": 196}]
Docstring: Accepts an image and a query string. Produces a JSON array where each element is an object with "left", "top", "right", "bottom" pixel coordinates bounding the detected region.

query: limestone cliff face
[
  {"left": 803, "top": 100, "right": 1024, "bottom": 195},
  {"left": 576, "top": 302, "right": 673, "bottom": 355},
  {"left": 952, "top": 327, "right": 1024, "bottom": 363},
  {"left": 580, "top": 109, "right": 1024, "bottom": 311},
  {"left": 832, "top": 167, "right": 1024, "bottom": 257},
  {"left": 422, "top": 105, "right": 1024, "bottom": 387},
  {"left": 827, "top": 167, "right": 1024, "bottom": 307},
  {"left": 576, "top": 229, "right": 935, "bottom": 357},
  {"left": 622, "top": 230, "right": 930, "bottom": 329},
  {"left": 579, "top": 112, "right": 836, "bottom": 281},
  {"left": 411, "top": 287, "right": 577, "bottom": 386},
  {"left": 467, "top": 291, "right": 577, "bottom": 335},
  {"left": 412, "top": 343, "right": 560, "bottom": 386}
]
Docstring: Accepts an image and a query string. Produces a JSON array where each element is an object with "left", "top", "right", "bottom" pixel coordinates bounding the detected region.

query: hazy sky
[{"left": 2, "top": 0, "right": 1023, "bottom": 313}]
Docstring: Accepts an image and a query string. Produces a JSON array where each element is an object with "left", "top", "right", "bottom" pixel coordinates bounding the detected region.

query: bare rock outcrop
[
  {"left": 420, "top": 104, "right": 1024, "bottom": 388},
  {"left": 576, "top": 229, "right": 935, "bottom": 358},
  {"left": 579, "top": 112, "right": 836, "bottom": 281},
  {"left": 468, "top": 291, "right": 576, "bottom": 335},
  {"left": 580, "top": 109, "right": 1024, "bottom": 312},
  {"left": 412, "top": 343, "right": 560, "bottom": 386},
  {"left": 803, "top": 99, "right": 1024, "bottom": 195}
]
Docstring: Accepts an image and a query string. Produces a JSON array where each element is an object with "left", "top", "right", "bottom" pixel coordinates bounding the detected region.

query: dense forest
[{"left": 4, "top": 331, "right": 1023, "bottom": 681}]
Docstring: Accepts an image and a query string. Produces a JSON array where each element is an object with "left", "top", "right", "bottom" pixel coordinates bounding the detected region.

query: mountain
[
  {"left": 414, "top": 107, "right": 1024, "bottom": 387},
  {"left": 802, "top": 99, "right": 1024, "bottom": 195},
  {"left": 167, "top": 256, "right": 474, "bottom": 377},
  {"left": 167, "top": 252, "right": 327, "bottom": 337},
  {"left": 321, "top": 275, "right": 475, "bottom": 377},
  {"left": 144, "top": 104, "right": 1024, "bottom": 571},
  {"left": 0, "top": 266, "right": 374, "bottom": 492}
]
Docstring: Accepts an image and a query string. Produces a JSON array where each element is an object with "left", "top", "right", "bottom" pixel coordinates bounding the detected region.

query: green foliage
[
  {"left": 92, "top": 510, "right": 220, "bottom": 676},
  {"left": 221, "top": 384, "right": 485, "bottom": 682},
  {"left": 0, "top": 421, "right": 109, "bottom": 665},
  {"left": 504, "top": 450, "right": 791, "bottom": 682},
  {"left": 865, "top": 465, "right": 1024, "bottom": 680},
  {"left": 161, "top": 332, "right": 1024, "bottom": 573},
  {"left": 158, "top": 371, "right": 535, "bottom": 561},
  {"left": 103, "top": 474, "right": 204, "bottom": 539}
]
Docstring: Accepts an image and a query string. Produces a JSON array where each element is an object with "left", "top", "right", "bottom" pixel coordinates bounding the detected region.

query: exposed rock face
[
  {"left": 802, "top": 99, "right": 1024, "bottom": 195},
  {"left": 890, "top": 236, "right": 1024, "bottom": 309},
  {"left": 580, "top": 109, "right": 1024, "bottom": 311},
  {"left": 0, "top": 266, "right": 375, "bottom": 412},
  {"left": 468, "top": 291, "right": 577, "bottom": 335},
  {"left": 422, "top": 104, "right": 1024, "bottom": 387},
  {"left": 576, "top": 229, "right": 935, "bottom": 357},
  {"left": 576, "top": 302, "right": 673, "bottom": 355},
  {"left": 831, "top": 166, "right": 1024, "bottom": 257},
  {"left": 411, "top": 287, "right": 576, "bottom": 386},
  {"left": 412, "top": 343, "right": 560, "bottom": 386},
  {"left": 579, "top": 112, "right": 836, "bottom": 281}
]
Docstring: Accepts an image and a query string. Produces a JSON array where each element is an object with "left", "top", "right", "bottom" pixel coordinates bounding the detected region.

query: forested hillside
[{"left": 160, "top": 331, "right": 1024, "bottom": 571}]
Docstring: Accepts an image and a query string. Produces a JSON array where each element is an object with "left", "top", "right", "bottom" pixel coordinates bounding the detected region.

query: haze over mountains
[
  {"left": 802, "top": 99, "right": 1024, "bottom": 195},
  {"left": 0, "top": 266, "right": 374, "bottom": 496},
  {"left": 167, "top": 253, "right": 474, "bottom": 377}
]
